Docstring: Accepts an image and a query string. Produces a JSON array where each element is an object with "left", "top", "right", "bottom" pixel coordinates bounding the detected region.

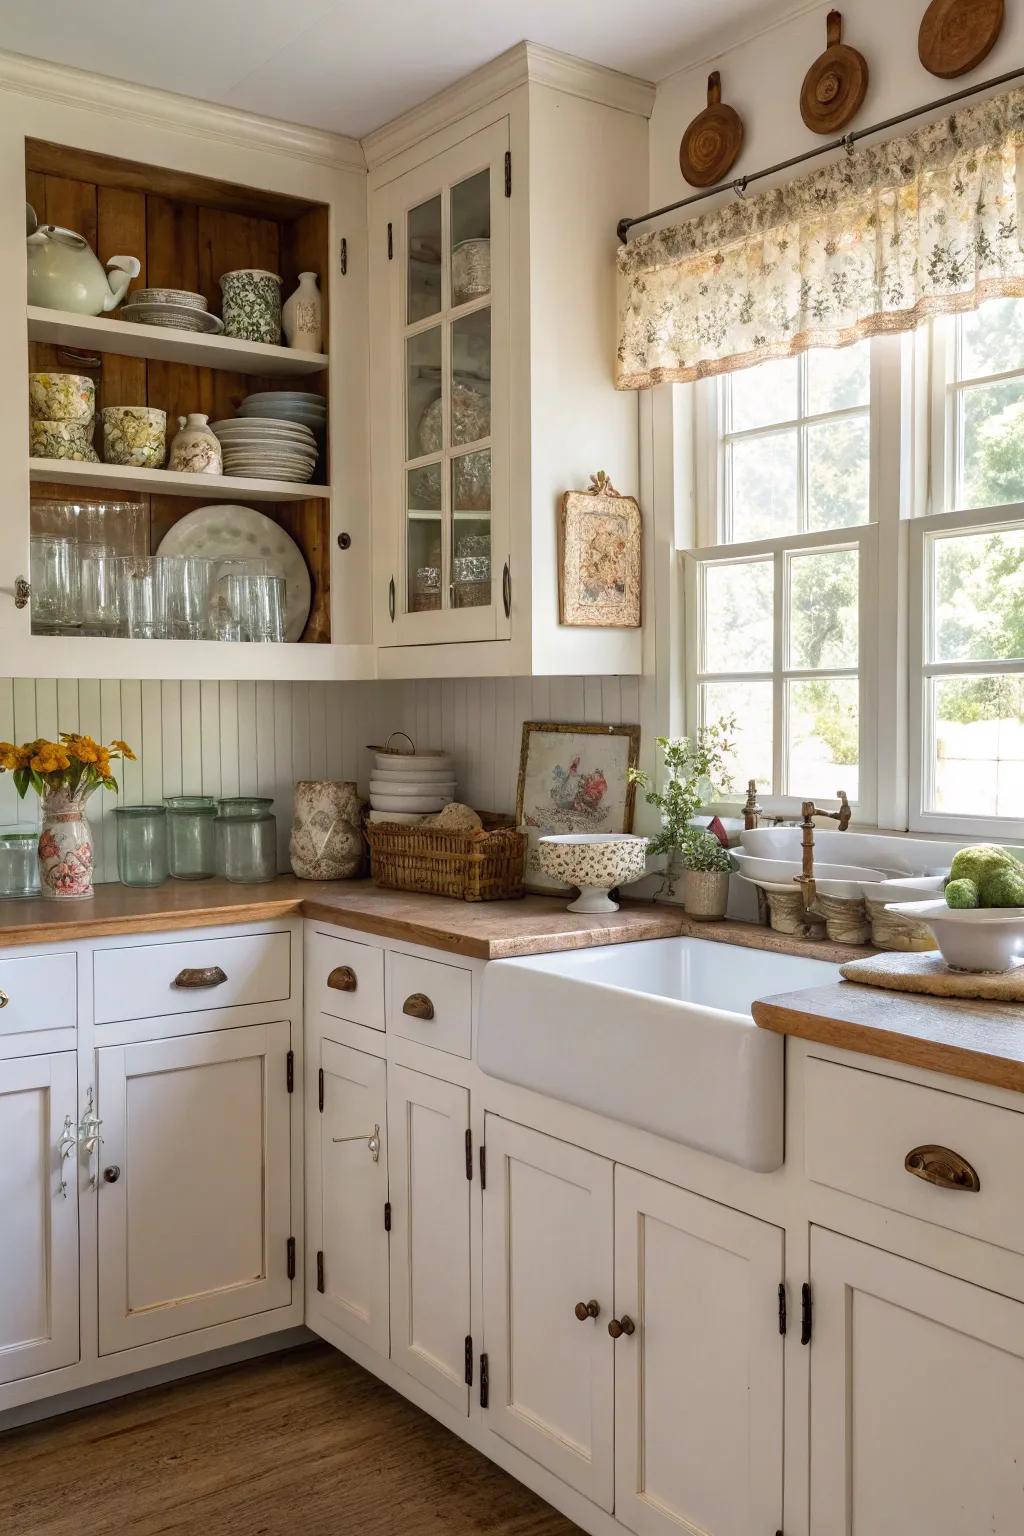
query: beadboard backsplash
[{"left": 0, "top": 675, "right": 648, "bottom": 883}]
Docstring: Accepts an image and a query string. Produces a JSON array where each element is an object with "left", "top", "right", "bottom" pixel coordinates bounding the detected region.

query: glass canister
[
  {"left": 165, "top": 796, "right": 218, "bottom": 880},
  {"left": 0, "top": 830, "right": 40, "bottom": 898},
  {"left": 215, "top": 797, "right": 277, "bottom": 883},
  {"left": 114, "top": 805, "right": 169, "bottom": 887}
]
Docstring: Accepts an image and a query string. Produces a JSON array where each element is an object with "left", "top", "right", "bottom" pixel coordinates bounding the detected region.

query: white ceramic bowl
[
  {"left": 861, "top": 874, "right": 947, "bottom": 903},
  {"left": 369, "top": 779, "right": 456, "bottom": 798},
  {"left": 538, "top": 833, "right": 649, "bottom": 914},
  {"left": 372, "top": 751, "right": 454, "bottom": 776},
  {"left": 733, "top": 852, "right": 886, "bottom": 888},
  {"left": 886, "top": 899, "right": 1024, "bottom": 972},
  {"left": 370, "top": 791, "right": 455, "bottom": 813}
]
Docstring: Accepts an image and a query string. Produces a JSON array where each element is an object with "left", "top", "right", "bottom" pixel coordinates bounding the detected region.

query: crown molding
[
  {"left": 0, "top": 49, "right": 366, "bottom": 173},
  {"left": 654, "top": 0, "right": 821, "bottom": 88},
  {"left": 362, "top": 40, "right": 655, "bottom": 171}
]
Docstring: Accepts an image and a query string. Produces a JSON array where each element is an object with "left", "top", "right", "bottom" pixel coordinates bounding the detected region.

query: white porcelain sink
[{"left": 478, "top": 937, "right": 842, "bottom": 1172}]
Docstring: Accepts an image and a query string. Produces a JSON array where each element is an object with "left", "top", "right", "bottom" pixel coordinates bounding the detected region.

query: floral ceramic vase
[
  {"left": 37, "top": 788, "right": 95, "bottom": 900},
  {"left": 282, "top": 272, "right": 323, "bottom": 352},
  {"left": 289, "top": 780, "right": 364, "bottom": 880},
  {"left": 219, "top": 268, "right": 282, "bottom": 344},
  {"left": 168, "top": 413, "right": 222, "bottom": 474}
]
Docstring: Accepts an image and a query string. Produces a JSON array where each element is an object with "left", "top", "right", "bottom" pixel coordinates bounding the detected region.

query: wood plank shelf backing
[
  {"left": 28, "top": 308, "right": 328, "bottom": 377},
  {"left": 29, "top": 458, "right": 331, "bottom": 502}
]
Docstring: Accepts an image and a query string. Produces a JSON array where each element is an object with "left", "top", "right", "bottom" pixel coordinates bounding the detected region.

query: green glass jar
[
  {"left": 114, "top": 805, "right": 168, "bottom": 887},
  {"left": 165, "top": 795, "right": 218, "bottom": 880},
  {"left": 215, "top": 797, "right": 277, "bottom": 883}
]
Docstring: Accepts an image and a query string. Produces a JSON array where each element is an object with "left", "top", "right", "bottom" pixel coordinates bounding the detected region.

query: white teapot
[{"left": 27, "top": 216, "right": 140, "bottom": 316}]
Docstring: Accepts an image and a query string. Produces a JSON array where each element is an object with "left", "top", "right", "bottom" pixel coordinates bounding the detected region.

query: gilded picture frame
[{"left": 559, "top": 471, "right": 642, "bottom": 628}]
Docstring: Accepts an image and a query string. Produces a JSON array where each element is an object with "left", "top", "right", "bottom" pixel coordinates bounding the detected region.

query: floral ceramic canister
[
  {"left": 29, "top": 420, "right": 99, "bottom": 463},
  {"left": 28, "top": 372, "right": 95, "bottom": 423},
  {"left": 102, "top": 406, "right": 166, "bottom": 468},
  {"left": 168, "top": 413, "right": 222, "bottom": 475},
  {"left": 289, "top": 780, "right": 364, "bottom": 880},
  {"left": 282, "top": 271, "right": 323, "bottom": 352},
  {"left": 219, "top": 268, "right": 282, "bottom": 344}
]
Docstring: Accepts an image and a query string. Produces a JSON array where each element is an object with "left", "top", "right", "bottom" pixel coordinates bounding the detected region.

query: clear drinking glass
[
  {"left": 30, "top": 535, "right": 80, "bottom": 632},
  {"left": 165, "top": 795, "right": 218, "bottom": 879},
  {"left": 121, "top": 555, "right": 169, "bottom": 639},
  {"left": 114, "top": 805, "right": 169, "bottom": 887},
  {"left": 247, "top": 574, "right": 286, "bottom": 643},
  {"left": 0, "top": 830, "right": 40, "bottom": 898},
  {"left": 164, "top": 555, "right": 215, "bottom": 640},
  {"left": 213, "top": 558, "right": 267, "bottom": 642},
  {"left": 215, "top": 797, "right": 277, "bottom": 882},
  {"left": 80, "top": 551, "right": 124, "bottom": 635}
]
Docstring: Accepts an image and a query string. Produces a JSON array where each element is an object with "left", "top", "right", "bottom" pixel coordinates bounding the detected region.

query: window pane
[
  {"left": 787, "top": 677, "right": 859, "bottom": 802},
  {"left": 703, "top": 559, "right": 773, "bottom": 672},
  {"left": 932, "top": 526, "right": 1024, "bottom": 663},
  {"left": 729, "top": 430, "right": 798, "bottom": 541},
  {"left": 807, "top": 416, "right": 870, "bottom": 529},
  {"left": 728, "top": 356, "right": 798, "bottom": 432},
  {"left": 931, "top": 674, "right": 1024, "bottom": 818},
  {"left": 450, "top": 169, "right": 490, "bottom": 305},
  {"left": 406, "top": 466, "right": 441, "bottom": 614},
  {"left": 407, "top": 195, "right": 442, "bottom": 324},
  {"left": 407, "top": 326, "right": 442, "bottom": 458},
  {"left": 450, "top": 308, "right": 491, "bottom": 447},
  {"left": 957, "top": 376, "right": 1024, "bottom": 511},
  {"left": 807, "top": 342, "right": 870, "bottom": 413},
  {"left": 788, "top": 547, "right": 858, "bottom": 670},
  {"left": 701, "top": 680, "right": 772, "bottom": 792},
  {"left": 960, "top": 297, "right": 1024, "bottom": 379}
]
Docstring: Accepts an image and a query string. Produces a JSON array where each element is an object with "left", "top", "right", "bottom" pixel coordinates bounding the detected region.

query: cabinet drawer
[
  {"left": 806, "top": 1056, "right": 1024, "bottom": 1257},
  {"left": 0, "top": 951, "right": 76, "bottom": 1037},
  {"left": 307, "top": 929, "right": 385, "bottom": 1032},
  {"left": 389, "top": 951, "right": 472, "bottom": 1058},
  {"left": 93, "top": 931, "right": 290, "bottom": 1025}
]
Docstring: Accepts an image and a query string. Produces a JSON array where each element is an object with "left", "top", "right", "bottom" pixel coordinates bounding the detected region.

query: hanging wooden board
[
  {"left": 800, "top": 10, "right": 869, "bottom": 134},
  {"left": 918, "top": 0, "right": 1004, "bottom": 78},
  {"left": 679, "top": 72, "right": 744, "bottom": 188}
]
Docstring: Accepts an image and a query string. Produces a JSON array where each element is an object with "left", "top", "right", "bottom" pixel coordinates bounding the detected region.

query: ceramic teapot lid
[{"left": 28, "top": 224, "right": 88, "bottom": 250}]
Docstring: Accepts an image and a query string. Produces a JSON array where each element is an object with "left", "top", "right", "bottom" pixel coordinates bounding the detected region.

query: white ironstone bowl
[
  {"left": 886, "top": 899, "right": 1024, "bottom": 973},
  {"left": 539, "top": 833, "right": 649, "bottom": 914}
]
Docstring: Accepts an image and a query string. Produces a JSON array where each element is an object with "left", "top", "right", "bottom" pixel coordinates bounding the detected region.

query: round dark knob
[
  {"left": 102, "top": 1165, "right": 120, "bottom": 1183},
  {"left": 574, "top": 1299, "right": 600, "bottom": 1321},
  {"left": 608, "top": 1315, "right": 635, "bottom": 1339}
]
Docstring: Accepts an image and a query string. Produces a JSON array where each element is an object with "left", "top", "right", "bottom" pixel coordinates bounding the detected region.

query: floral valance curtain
[{"left": 616, "top": 86, "right": 1024, "bottom": 389}]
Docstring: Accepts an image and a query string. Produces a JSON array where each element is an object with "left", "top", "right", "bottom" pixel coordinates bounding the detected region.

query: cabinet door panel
[
  {"left": 97, "top": 1022, "right": 292, "bottom": 1353},
  {"left": 614, "top": 1167, "right": 784, "bottom": 1536},
  {"left": 811, "top": 1227, "right": 1024, "bottom": 1536},
  {"left": 388, "top": 1064, "right": 470, "bottom": 1412},
  {"left": 482, "top": 1117, "right": 614, "bottom": 1510},
  {"left": 0, "top": 1053, "right": 78, "bottom": 1383},
  {"left": 317, "top": 1037, "right": 390, "bottom": 1355}
]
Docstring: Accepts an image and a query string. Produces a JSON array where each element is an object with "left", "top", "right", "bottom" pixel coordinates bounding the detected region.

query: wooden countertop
[{"left": 754, "top": 982, "right": 1024, "bottom": 1095}]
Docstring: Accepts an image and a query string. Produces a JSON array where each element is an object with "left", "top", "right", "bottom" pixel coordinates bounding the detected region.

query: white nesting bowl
[
  {"left": 371, "top": 791, "right": 455, "bottom": 813},
  {"left": 372, "top": 751, "right": 454, "bottom": 777},
  {"left": 886, "top": 899, "right": 1024, "bottom": 973},
  {"left": 538, "top": 833, "right": 648, "bottom": 914}
]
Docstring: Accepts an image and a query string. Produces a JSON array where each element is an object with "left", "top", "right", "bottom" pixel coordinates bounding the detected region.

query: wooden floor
[{"left": 0, "top": 1343, "right": 584, "bottom": 1536}]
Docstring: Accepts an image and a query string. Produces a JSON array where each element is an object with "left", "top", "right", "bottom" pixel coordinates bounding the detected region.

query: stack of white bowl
[{"left": 369, "top": 747, "right": 457, "bottom": 823}]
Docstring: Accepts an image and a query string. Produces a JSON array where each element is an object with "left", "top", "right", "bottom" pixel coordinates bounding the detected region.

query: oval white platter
[{"left": 156, "top": 504, "right": 311, "bottom": 643}]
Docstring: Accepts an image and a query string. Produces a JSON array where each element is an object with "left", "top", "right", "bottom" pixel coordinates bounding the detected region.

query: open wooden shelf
[
  {"left": 29, "top": 458, "right": 331, "bottom": 502},
  {"left": 28, "top": 307, "right": 328, "bottom": 378}
]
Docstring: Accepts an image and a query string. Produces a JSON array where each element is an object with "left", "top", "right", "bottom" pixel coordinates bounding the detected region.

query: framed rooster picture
[{"left": 516, "top": 720, "right": 641, "bottom": 893}]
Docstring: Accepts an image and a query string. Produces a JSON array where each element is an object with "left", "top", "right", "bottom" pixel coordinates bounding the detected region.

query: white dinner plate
[{"left": 156, "top": 504, "right": 311, "bottom": 643}]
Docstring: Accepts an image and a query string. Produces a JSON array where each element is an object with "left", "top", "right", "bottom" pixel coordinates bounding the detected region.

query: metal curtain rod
[{"left": 616, "top": 63, "right": 1024, "bottom": 243}]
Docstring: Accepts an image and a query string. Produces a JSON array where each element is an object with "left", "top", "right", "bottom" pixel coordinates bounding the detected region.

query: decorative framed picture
[
  {"left": 559, "top": 471, "right": 642, "bottom": 628},
  {"left": 516, "top": 720, "right": 641, "bottom": 892}
]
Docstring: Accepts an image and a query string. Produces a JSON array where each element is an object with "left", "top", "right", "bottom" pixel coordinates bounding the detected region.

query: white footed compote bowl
[
  {"left": 539, "top": 833, "right": 649, "bottom": 914},
  {"left": 886, "top": 900, "right": 1024, "bottom": 973}
]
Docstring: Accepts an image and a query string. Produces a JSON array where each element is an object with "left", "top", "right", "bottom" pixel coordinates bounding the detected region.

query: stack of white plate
[
  {"left": 369, "top": 747, "right": 456, "bottom": 816},
  {"left": 237, "top": 391, "right": 327, "bottom": 433},
  {"left": 210, "top": 417, "right": 317, "bottom": 483},
  {"left": 122, "top": 288, "right": 224, "bottom": 334}
]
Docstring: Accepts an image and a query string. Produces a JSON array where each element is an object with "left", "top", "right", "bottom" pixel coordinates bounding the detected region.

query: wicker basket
[{"left": 367, "top": 821, "right": 526, "bottom": 902}]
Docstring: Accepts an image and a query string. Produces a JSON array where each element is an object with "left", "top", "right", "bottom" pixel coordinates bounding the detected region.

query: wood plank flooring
[{"left": 0, "top": 1343, "right": 584, "bottom": 1536}]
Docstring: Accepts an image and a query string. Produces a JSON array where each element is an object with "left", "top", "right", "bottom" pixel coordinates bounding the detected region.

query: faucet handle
[{"left": 836, "top": 789, "right": 852, "bottom": 830}]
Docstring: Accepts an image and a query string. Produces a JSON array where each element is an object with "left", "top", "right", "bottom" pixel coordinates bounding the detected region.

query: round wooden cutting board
[
  {"left": 800, "top": 10, "right": 869, "bottom": 134},
  {"left": 918, "top": 0, "right": 1004, "bottom": 78},
  {"left": 679, "top": 72, "right": 744, "bottom": 188}
]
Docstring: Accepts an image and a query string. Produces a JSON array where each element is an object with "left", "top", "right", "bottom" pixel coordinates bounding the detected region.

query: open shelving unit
[
  {"left": 28, "top": 306, "right": 329, "bottom": 376},
  {"left": 29, "top": 458, "right": 330, "bottom": 503}
]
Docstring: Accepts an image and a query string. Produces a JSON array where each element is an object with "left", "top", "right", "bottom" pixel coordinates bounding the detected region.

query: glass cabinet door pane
[
  {"left": 407, "top": 195, "right": 442, "bottom": 324},
  {"left": 450, "top": 169, "right": 490, "bottom": 306},
  {"left": 407, "top": 327, "right": 442, "bottom": 459},
  {"left": 451, "top": 309, "right": 490, "bottom": 448},
  {"left": 452, "top": 450, "right": 491, "bottom": 609},
  {"left": 407, "top": 466, "right": 442, "bottom": 613}
]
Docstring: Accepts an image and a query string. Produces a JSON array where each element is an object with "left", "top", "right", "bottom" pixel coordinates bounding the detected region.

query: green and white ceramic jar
[
  {"left": 101, "top": 406, "right": 166, "bottom": 468},
  {"left": 219, "top": 268, "right": 282, "bottom": 344}
]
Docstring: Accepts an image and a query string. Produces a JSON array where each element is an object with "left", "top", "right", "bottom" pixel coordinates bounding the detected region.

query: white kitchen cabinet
[
  {"left": 810, "top": 1226, "right": 1024, "bottom": 1536},
  {"left": 613, "top": 1166, "right": 785, "bottom": 1536},
  {"left": 313, "top": 1036, "right": 390, "bottom": 1355},
  {"left": 0, "top": 1052, "right": 79, "bottom": 1384},
  {"left": 387, "top": 1064, "right": 471, "bottom": 1412},
  {"left": 481, "top": 1116, "right": 615, "bottom": 1509},
  {"left": 96, "top": 1021, "right": 293, "bottom": 1354}
]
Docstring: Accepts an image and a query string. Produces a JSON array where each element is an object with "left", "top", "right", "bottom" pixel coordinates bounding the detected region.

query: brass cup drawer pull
[
  {"left": 403, "top": 992, "right": 435, "bottom": 1021},
  {"left": 608, "top": 1315, "right": 635, "bottom": 1339},
  {"left": 574, "top": 1299, "right": 600, "bottom": 1322},
  {"left": 905, "top": 1144, "right": 980, "bottom": 1192},
  {"left": 172, "top": 965, "right": 227, "bottom": 989},
  {"left": 327, "top": 965, "right": 357, "bottom": 993},
  {"left": 0, "top": 987, "right": 8, "bottom": 1009}
]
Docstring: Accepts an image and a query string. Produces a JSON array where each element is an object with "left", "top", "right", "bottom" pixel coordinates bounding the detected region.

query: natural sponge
[
  {"left": 944, "top": 877, "right": 979, "bottom": 909},
  {"left": 949, "top": 844, "right": 1017, "bottom": 886},
  {"left": 945, "top": 844, "right": 1024, "bottom": 909}
]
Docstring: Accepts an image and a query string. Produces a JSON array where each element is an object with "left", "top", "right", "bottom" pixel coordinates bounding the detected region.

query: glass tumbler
[
  {"left": 121, "top": 556, "right": 169, "bottom": 639},
  {"left": 213, "top": 559, "right": 267, "bottom": 642},
  {"left": 80, "top": 551, "right": 124, "bottom": 635},
  {"left": 114, "top": 805, "right": 169, "bottom": 887},
  {"left": 165, "top": 555, "right": 215, "bottom": 639},
  {"left": 0, "top": 830, "right": 40, "bottom": 898},
  {"left": 165, "top": 795, "right": 218, "bottom": 879},
  {"left": 246, "top": 574, "right": 286, "bottom": 643},
  {"left": 30, "top": 535, "right": 80, "bottom": 632},
  {"left": 215, "top": 797, "right": 277, "bottom": 883}
]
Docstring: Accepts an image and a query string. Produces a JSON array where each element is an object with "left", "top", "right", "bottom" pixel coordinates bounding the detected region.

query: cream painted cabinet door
[
  {"left": 314, "top": 1037, "right": 390, "bottom": 1355},
  {"left": 810, "top": 1227, "right": 1024, "bottom": 1536},
  {"left": 0, "top": 1052, "right": 79, "bottom": 1384},
  {"left": 388, "top": 1065, "right": 471, "bottom": 1412},
  {"left": 613, "top": 1167, "right": 785, "bottom": 1536},
  {"left": 481, "top": 1116, "right": 614, "bottom": 1510},
  {"left": 96, "top": 1022, "right": 292, "bottom": 1354}
]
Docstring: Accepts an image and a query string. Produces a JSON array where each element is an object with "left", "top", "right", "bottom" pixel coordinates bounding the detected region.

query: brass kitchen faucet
[{"left": 795, "top": 791, "right": 852, "bottom": 911}]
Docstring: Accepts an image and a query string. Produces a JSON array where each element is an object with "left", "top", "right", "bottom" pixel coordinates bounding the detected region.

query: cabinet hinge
[
  {"left": 504, "top": 150, "right": 511, "bottom": 197},
  {"left": 479, "top": 1352, "right": 489, "bottom": 1408},
  {"left": 318, "top": 1066, "right": 324, "bottom": 1113},
  {"left": 286, "top": 1236, "right": 296, "bottom": 1280},
  {"left": 286, "top": 1049, "right": 294, "bottom": 1093},
  {"left": 479, "top": 1143, "right": 487, "bottom": 1190},
  {"left": 316, "top": 1249, "right": 325, "bottom": 1293},
  {"left": 387, "top": 221, "right": 393, "bottom": 260},
  {"left": 464, "top": 1335, "right": 473, "bottom": 1386},
  {"left": 384, "top": 1200, "right": 392, "bottom": 1232},
  {"left": 778, "top": 1282, "right": 787, "bottom": 1336},
  {"left": 339, "top": 236, "right": 347, "bottom": 276},
  {"left": 465, "top": 1127, "right": 473, "bottom": 1181},
  {"left": 800, "top": 1282, "right": 812, "bottom": 1346}
]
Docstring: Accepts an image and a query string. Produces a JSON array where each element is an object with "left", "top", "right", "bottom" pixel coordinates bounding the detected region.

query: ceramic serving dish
[
  {"left": 28, "top": 372, "right": 95, "bottom": 423},
  {"left": 886, "top": 899, "right": 1024, "bottom": 972},
  {"left": 538, "top": 833, "right": 649, "bottom": 914},
  {"left": 29, "top": 419, "right": 99, "bottom": 462},
  {"left": 733, "top": 852, "right": 887, "bottom": 886},
  {"left": 101, "top": 406, "right": 166, "bottom": 468}
]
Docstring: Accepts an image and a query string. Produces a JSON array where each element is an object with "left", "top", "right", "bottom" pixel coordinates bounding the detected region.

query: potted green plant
[
  {"left": 627, "top": 719, "right": 737, "bottom": 907},
  {"left": 678, "top": 829, "right": 735, "bottom": 919}
]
